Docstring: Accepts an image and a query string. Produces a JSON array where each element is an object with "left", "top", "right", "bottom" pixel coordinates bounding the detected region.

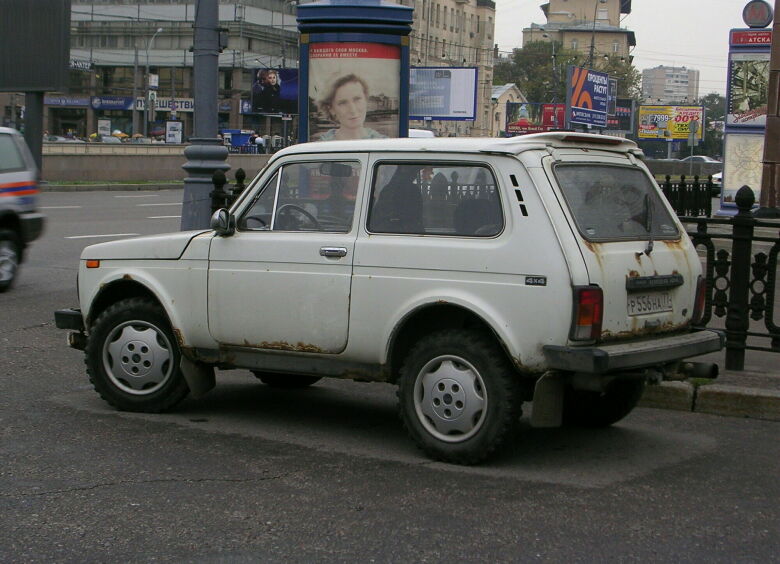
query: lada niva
[{"left": 56, "top": 133, "right": 722, "bottom": 464}]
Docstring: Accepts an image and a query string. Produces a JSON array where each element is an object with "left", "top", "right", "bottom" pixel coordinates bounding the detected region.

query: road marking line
[
  {"left": 115, "top": 194, "right": 159, "bottom": 198},
  {"left": 40, "top": 206, "right": 82, "bottom": 209},
  {"left": 65, "top": 233, "right": 139, "bottom": 239},
  {"left": 147, "top": 215, "right": 182, "bottom": 219},
  {"left": 138, "top": 202, "right": 181, "bottom": 207}
]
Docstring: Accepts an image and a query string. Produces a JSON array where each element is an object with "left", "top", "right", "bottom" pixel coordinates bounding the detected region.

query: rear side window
[
  {"left": 368, "top": 162, "right": 502, "bottom": 236},
  {"left": 0, "top": 134, "right": 26, "bottom": 172},
  {"left": 554, "top": 164, "right": 679, "bottom": 241}
]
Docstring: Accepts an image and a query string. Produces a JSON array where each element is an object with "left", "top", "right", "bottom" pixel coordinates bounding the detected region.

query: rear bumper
[
  {"left": 543, "top": 329, "right": 724, "bottom": 374},
  {"left": 19, "top": 212, "right": 45, "bottom": 243}
]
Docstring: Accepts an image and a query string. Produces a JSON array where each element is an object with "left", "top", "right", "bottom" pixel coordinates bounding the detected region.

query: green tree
[
  {"left": 698, "top": 92, "right": 725, "bottom": 158},
  {"left": 493, "top": 41, "right": 642, "bottom": 104}
]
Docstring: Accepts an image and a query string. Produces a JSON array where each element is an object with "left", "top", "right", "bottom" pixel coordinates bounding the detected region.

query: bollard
[
  {"left": 210, "top": 169, "right": 229, "bottom": 214},
  {"left": 233, "top": 168, "right": 247, "bottom": 200},
  {"left": 725, "top": 186, "right": 757, "bottom": 370}
]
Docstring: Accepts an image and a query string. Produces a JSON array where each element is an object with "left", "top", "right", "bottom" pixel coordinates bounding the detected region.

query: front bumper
[
  {"left": 19, "top": 212, "right": 45, "bottom": 244},
  {"left": 55, "top": 308, "right": 87, "bottom": 350},
  {"left": 543, "top": 329, "right": 724, "bottom": 374}
]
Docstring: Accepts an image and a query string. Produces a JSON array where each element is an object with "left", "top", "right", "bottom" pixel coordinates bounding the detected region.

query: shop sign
[
  {"left": 91, "top": 96, "right": 134, "bottom": 111},
  {"left": 69, "top": 58, "right": 92, "bottom": 71},
  {"left": 44, "top": 95, "right": 90, "bottom": 107},
  {"left": 136, "top": 97, "right": 195, "bottom": 112},
  {"left": 730, "top": 29, "right": 773, "bottom": 45}
]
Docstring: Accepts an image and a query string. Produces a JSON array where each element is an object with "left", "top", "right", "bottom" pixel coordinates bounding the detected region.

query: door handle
[{"left": 320, "top": 247, "right": 347, "bottom": 258}]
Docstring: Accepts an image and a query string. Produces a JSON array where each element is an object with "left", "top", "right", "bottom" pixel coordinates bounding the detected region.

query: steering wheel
[{"left": 276, "top": 203, "right": 322, "bottom": 230}]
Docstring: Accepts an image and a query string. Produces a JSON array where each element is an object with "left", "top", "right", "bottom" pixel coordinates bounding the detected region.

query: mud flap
[
  {"left": 530, "top": 371, "right": 564, "bottom": 428},
  {"left": 180, "top": 356, "right": 216, "bottom": 399}
]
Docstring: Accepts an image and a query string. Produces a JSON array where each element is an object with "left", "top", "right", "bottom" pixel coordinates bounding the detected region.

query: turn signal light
[
  {"left": 692, "top": 275, "right": 706, "bottom": 326},
  {"left": 571, "top": 286, "right": 603, "bottom": 341},
  {"left": 85, "top": 259, "right": 100, "bottom": 269}
]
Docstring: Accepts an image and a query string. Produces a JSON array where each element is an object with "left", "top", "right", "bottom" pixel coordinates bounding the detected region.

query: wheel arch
[
  {"left": 385, "top": 302, "right": 518, "bottom": 384},
  {"left": 87, "top": 279, "right": 162, "bottom": 328}
]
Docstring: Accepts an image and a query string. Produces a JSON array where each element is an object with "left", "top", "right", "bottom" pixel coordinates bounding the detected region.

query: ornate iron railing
[
  {"left": 681, "top": 187, "right": 780, "bottom": 369},
  {"left": 660, "top": 174, "right": 717, "bottom": 217}
]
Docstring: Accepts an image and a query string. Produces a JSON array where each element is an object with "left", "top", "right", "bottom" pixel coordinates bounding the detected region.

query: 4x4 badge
[{"left": 525, "top": 276, "right": 547, "bottom": 286}]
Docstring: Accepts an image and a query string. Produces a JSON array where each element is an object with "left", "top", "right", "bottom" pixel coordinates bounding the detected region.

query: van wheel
[
  {"left": 0, "top": 230, "right": 20, "bottom": 292},
  {"left": 252, "top": 371, "right": 321, "bottom": 389},
  {"left": 397, "top": 330, "right": 521, "bottom": 465},
  {"left": 563, "top": 379, "right": 646, "bottom": 427},
  {"left": 85, "top": 298, "right": 189, "bottom": 412}
]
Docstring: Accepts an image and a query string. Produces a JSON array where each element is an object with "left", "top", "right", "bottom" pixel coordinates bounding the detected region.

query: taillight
[
  {"left": 571, "top": 286, "right": 603, "bottom": 341},
  {"left": 692, "top": 275, "right": 706, "bottom": 325}
]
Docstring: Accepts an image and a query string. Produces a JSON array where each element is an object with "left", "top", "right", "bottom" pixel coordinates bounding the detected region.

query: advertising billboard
[
  {"left": 566, "top": 66, "right": 609, "bottom": 128},
  {"left": 637, "top": 105, "right": 705, "bottom": 140},
  {"left": 248, "top": 68, "right": 299, "bottom": 115},
  {"left": 307, "top": 42, "right": 400, "bottom": 141},
  {"left": 409, "top": 67, "right": 478, "bottom": 120},
  {"left": 727, "top": 51, "right": 770, "bottom": 127},
  {"left": 505, "top": 103, "right": 565, "bottom": 135}
]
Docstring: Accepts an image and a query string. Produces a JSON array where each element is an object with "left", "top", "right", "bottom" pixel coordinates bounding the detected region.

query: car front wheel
[
  {"left": 85, "top": 298, "right": 189, "bottom": 412},
  {"left": 0, "top": 229, "right": 20, "bottom": 292},
  {"left": 397, "top": 330, "right": 522, "bottom": 464}
]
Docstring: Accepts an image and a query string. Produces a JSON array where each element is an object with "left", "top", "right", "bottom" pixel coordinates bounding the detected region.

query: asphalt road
[{"left": 1, "top": 190, "right": 779, "bottom": 562}]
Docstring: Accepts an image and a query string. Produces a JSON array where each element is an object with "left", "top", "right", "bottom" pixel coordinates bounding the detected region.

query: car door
[{"left": 207, "top": 156, "right": 366, "bottom": 353}]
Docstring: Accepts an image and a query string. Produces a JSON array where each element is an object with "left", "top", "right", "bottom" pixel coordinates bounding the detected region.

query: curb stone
[
  {"left": 695, "top": 384, "right": 780, "bottom": 421},
  {"left": 40, "top": 183, "right": 183, "bottom": 192},
  {"left": 639, "top": 381, "right": 780, "bottom": 422},
  {"left": 639, "top": 381, "right": 694, "bottom": 412}
]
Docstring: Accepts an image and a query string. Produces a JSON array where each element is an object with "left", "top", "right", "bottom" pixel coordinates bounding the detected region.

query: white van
[
  {"left": 0, "top": 127, "right": 44, "bottom": 291},
  {"left": 56, "top": 133, "right": 722, "bottom": 464}
]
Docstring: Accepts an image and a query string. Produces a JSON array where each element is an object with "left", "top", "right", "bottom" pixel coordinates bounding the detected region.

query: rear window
[
  {"left": 553, "top": 164, "right": 679, "bottom": 241},
  {"left": 0, "top": 134, "right": 26, "bottom": 173}
]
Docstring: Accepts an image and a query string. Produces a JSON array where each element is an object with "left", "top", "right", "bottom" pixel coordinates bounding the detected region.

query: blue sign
[
  {"left": 566, "top": 66, "right": 609, "bottom": 128},
  {"left": 90, "top": 96, "right": 134, "bottom": 111}
]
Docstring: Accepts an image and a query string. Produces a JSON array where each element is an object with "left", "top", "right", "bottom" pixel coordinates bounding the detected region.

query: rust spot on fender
[
  {"left": 122, "top": 274, "right": 133, "bottom": 280},
  {"left": 628, "top": 270, "right": 640, "bottom": 278},
  {"left": 172, "top": 328, "right": 186, "bottom": 348}
]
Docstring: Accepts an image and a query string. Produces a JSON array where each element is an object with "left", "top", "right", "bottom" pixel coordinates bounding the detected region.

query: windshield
[{"left": 553, "top": 164, "right": 679, "bottom": 241}]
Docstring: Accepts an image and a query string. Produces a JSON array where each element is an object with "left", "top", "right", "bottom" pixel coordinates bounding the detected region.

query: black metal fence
[
  {"left": 682, "top": 186, "right": 780, "bottom": 369},
  {"left": 660, "top": 174, "right": 717, "bottom": 217}
]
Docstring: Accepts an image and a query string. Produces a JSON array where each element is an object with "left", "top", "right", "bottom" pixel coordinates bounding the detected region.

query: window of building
[
  {"left": 571, "top": 39, "right": 579, "bottom": 50},
  {"left": 612, "top": 41, "right": 619, "bottom": 53}
]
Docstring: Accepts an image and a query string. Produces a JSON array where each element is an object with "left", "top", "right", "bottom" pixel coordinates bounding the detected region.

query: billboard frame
[{"left": 408, "top": 66, "right": 478, "bottom": 121}]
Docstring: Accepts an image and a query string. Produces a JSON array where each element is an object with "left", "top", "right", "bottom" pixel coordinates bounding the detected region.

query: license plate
[{"left": 627, "top": 292, "right": 673, "bottom": 316}]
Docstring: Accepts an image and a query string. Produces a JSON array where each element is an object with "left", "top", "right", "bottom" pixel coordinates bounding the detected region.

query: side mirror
[{"left": 210, "top": 208, "right": 235, "bottom": 236}]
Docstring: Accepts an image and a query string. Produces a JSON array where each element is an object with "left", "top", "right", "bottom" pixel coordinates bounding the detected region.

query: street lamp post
[
  {"left": 542, "top": 31, "right": 560, "bottom": 129},
  {"left": 144, "top": 27, "right": 164, "bottom": 138},
  {"left": 586, "top": 0, "right": 607, "bottom": 68}
]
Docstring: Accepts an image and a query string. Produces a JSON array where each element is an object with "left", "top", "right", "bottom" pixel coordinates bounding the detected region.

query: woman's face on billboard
[{"left": 332, "top": 80, "right": 367, "bottom": 130}]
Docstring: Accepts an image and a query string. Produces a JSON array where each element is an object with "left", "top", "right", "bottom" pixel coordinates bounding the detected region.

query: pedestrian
[{"left": 254, "top": 134, "right": 266, "bottom": 154}]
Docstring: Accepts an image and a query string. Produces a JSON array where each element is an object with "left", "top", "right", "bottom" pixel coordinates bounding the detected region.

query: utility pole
[
  {"left": 756, "top": 0, "right": 780, "bottom": 217},
  {"left": 180, "top": 0, "right": 229, "bottom": 230}
]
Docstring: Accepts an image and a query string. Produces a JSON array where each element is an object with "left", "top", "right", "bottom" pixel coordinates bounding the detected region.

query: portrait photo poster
[{"left": 308, "top": 42, "right": 401, "bottom": 141}]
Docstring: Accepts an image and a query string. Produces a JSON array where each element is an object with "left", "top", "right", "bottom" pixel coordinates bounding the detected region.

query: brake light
[
  {"left": 692, "top": 275, "right": 706, "bottom": 325},
  {"left": 571, "top": 286, "right": 603, "bottom": 341}
]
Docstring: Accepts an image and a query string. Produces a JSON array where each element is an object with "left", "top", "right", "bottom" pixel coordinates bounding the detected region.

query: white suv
[{"left": 56, "top": 133, "right": 722, "bottom": 464}]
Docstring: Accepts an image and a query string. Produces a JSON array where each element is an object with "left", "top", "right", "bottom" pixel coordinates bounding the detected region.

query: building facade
[
  {"left": 2, "top": 0, "right": 497, "bottom": 140},
  {"left": 522, "top": 0, "right": 635, "bottom": 63},
  {"left": 401, "top": 0, "right": 497, "bottom": 137},
  {"left": 641, "top": 65, "right": 700, "bottom": 105},
  {"left": 490, "top": 83, "right": 526, "bottom": 137}
]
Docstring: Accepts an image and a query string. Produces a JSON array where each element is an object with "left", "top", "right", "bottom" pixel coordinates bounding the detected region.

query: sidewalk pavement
[{"left": 639, "top": 349, "right": 780, "bottom": 422}]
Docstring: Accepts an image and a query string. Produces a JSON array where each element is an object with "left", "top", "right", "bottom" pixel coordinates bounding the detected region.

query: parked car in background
[
  {"left": 0, "top": 127, "right": 45, "bottom": 291},
  {"left": 45, "top": 135, "right": 85, "bottom": 143},
  {"left": 680, "top": 155, "right": 722, "bottom": 164},
  {"left": 55, "top": 133, "right": 723, "bottom": 464}
]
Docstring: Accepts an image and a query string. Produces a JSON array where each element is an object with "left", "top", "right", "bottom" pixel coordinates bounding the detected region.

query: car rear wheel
[
  {"left": 0, "top": 229, "right": 21, "bottom": 292},
  {"left": 252, "top": 371, "right": 322, "bottom": 389},
  {"left": 563, "top": 379, "right": 646, "bottom": 427},
  {"left": 85, "top": 298, "right": 189, "bottom": 412},
  {"left": 397, "top": 329, "right": 522, "bottom": 464}
]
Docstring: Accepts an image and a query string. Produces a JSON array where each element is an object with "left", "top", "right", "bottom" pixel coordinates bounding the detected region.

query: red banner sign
[{"left": 730, "top": 29, "right": 772, "bottom": 45}]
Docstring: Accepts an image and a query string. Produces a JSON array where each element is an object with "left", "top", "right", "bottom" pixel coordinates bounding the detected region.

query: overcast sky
[{"left": 494, "top": 0, "right": 754, "bottom": 97}]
